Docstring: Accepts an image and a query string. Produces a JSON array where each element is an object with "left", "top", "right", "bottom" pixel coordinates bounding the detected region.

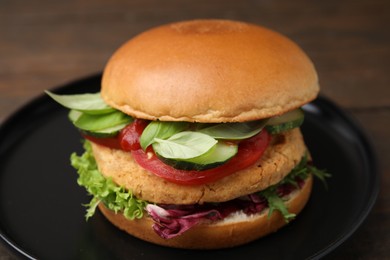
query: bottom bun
[{"left": 98, "top": 175, "right": 313, "bottom": 249}]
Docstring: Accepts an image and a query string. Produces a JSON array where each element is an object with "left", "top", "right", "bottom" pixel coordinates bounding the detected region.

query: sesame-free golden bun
[{"left": 101, "top": 19, "right": 319, "bottom": 123}]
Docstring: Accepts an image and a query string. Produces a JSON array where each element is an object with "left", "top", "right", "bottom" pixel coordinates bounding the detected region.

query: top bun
[{"left": 101, "top": 19, "right": 319, "bottom": 122}]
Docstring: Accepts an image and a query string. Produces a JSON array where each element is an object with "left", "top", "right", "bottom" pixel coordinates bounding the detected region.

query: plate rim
[{"left": 302, "top": 97, "right": 380, "bottom": 259}]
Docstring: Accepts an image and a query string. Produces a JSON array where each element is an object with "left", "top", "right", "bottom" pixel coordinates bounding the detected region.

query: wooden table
[{"left": 0, "top": 0, "right": 388, "bottom": 258}]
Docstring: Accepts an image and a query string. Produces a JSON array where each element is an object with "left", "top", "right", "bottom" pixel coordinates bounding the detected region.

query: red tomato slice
[
  {"left": 131, "top": 129, "right": 271, "bottom": 185},
  {"left": 119, "top": 119, "right": 149, "bottom": 151}
]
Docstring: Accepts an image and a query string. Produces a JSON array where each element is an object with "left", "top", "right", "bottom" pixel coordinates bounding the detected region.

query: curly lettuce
[{"left": 70, "top": 141, "right": 148, "bottom": 220}]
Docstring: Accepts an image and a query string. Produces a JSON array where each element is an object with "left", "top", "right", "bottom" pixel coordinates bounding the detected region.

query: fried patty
[{"left": 91, "top": 128, "right": 307, "bottom": 204}]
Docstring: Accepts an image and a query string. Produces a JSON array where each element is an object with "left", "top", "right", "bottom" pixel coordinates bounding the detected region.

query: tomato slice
[
  {"left": 131, "top": 129, "right": 271, "bottom": 185},
  {"left": 119, "top": 119, "right": 149, "bottom": 151}
]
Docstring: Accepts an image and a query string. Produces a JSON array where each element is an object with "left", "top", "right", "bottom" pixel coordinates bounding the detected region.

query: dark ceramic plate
[{"left": 0, "top": 75, "right": 379, "bottom": 260}]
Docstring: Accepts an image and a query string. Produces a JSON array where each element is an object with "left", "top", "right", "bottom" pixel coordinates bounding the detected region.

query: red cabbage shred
[{"left": 146, "top": 180, "right": 303, "bottom": 239}]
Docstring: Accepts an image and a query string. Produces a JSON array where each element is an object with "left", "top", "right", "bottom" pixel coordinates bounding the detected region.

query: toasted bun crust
[
  {"left": 101, "top": 19, "right": 319, "bottom": 122},
  {"left": 91, "top": 128, "right": 307, "bottom": 205},
  {"left": 98, "top": 174, "right": 312, "bottom": 249}
]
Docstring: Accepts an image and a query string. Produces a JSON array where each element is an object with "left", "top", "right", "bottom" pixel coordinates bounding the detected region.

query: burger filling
[
  {"left": 47, "top": 91, "right": 308, "bottom": 185},
  {"left": 71, "top": 141, "right": 329, "bottom": 239},
  {"left": 48, "top": 91, "right": 330, "bottom": 239}
]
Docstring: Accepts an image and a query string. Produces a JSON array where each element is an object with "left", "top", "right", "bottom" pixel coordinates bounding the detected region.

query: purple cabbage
[
  {"left": 146, "top": 179, "right": 303, "bottom": 239},
  {"left": 146, "top": 194, "right": 268, "bottom": 239}
]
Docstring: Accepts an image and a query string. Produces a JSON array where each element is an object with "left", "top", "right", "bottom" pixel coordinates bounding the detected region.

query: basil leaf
[
  {"left": 68, "top": 109, "right": 83, "bottom": 122},
  {"left": 46, "top": 91, "right": 115, "bottom": 115},
  {"left": 153, "top": 131, "right": 217, "bottom": 159},
  {"left": 74, "top": 110, "right": 133, "bottom": 131},
  {"left": 198, "top": 120, "right": 267, "bottom": 140},
  {"left": 140, "top": 121, "right": 189, "bottom": 150}
]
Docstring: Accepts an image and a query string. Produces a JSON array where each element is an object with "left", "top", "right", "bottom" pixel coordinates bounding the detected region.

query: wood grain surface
[{"left": 0, "top": 0, "right": 389, "bottom": 259}]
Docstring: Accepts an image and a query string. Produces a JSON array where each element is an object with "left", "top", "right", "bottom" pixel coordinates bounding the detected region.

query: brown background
[{"left": 0, "top": 0, "right": 389, "bottom": 259}]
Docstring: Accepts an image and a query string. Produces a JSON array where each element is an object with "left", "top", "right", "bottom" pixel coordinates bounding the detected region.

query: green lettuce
[{"left": 70, "top": 141, "right": 148, "bottom": 220}]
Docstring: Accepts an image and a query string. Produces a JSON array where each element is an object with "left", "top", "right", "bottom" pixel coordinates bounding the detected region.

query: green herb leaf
[
  {"left": 73, "top": 110, "right": 133, "bottom": 131},
  {"left": 140, "top": 121, "right": 189, "bottom": 150},
  {"left": 257, "top": 154, "right": 331, "bottom": 222},
  {"left": 309, "top": 165, "right": 332, "bottom": 190},
  {"left": 197, "top": 120, "right": 267, "bottom": 140},
  {"left": 260, "top": 188, "right": 296, "bottom": 222},
  {"left": 289, "top": 153, "right": 331, "bottom": 189},
  {"left": 46, "top": 91, "right": 115, "bottom": 115},
  {"left": 68, "top": 109, "right": 83, "bottom": 122},
  {"left": 279, "top": 154, "right": 310, "bottom": 187},
  {"left": 70, "top": 141, "right": 147, "bottom": 220},
  {"left": 152, "top": 131, "right": 217, "bottom": 159}
]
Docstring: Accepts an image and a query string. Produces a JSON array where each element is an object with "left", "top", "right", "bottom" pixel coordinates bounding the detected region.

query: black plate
[{"left": 0, "top": 75, "right": 379, "bottom": 260}]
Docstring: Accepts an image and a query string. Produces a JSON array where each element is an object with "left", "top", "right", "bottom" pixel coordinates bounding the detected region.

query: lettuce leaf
[{"left": 70, "top": 141, "right": 148, "bottom": 220}]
